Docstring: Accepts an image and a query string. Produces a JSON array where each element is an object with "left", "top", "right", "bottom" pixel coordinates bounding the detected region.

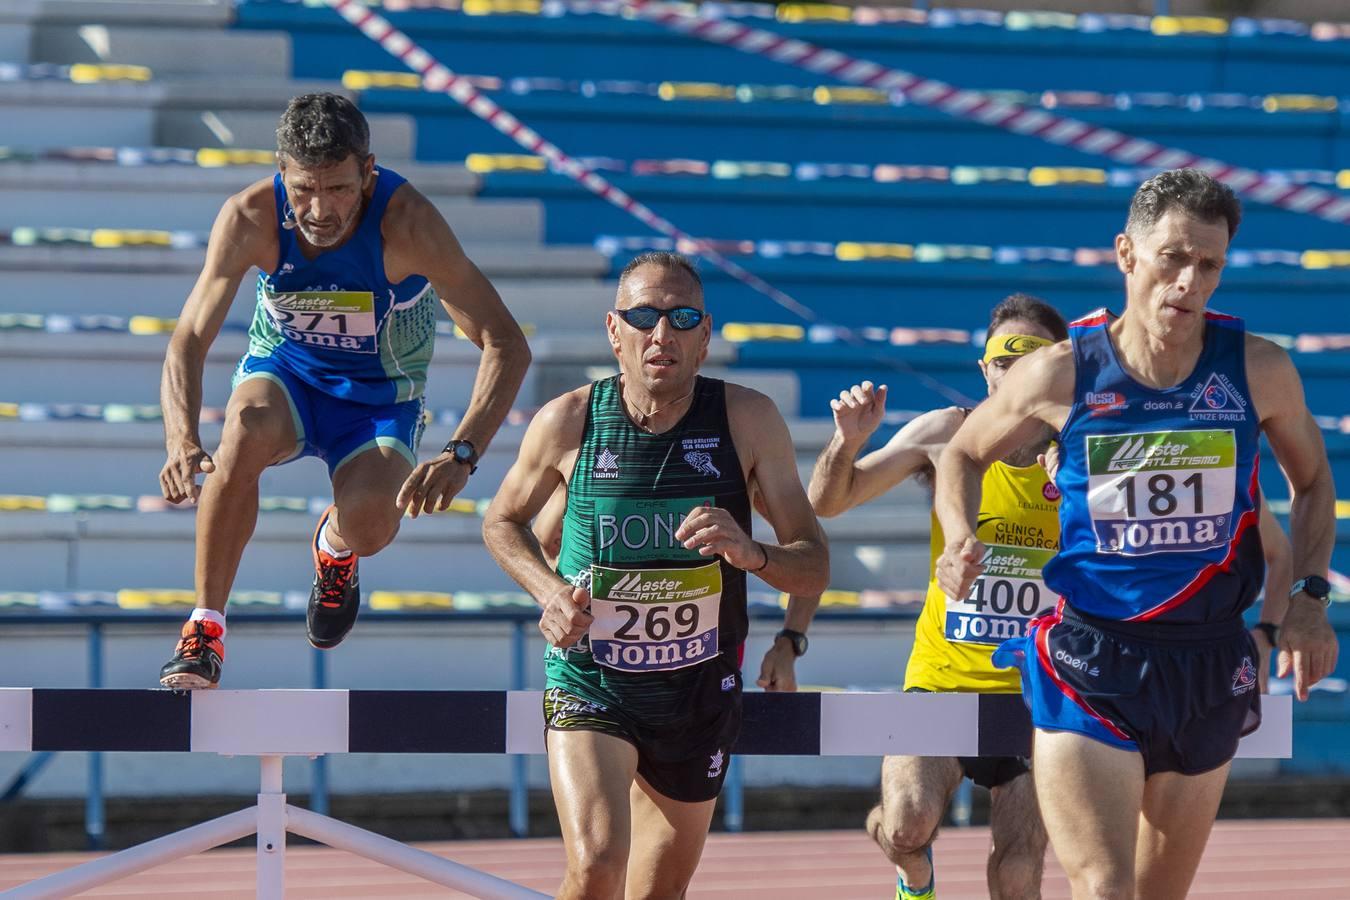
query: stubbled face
[
  {"left": 1117, "top": 210, "right": 1229, "bottom": 343},
  {"left": 606, "top": 265, "right": 710, "bottom": 396},
  {"left": 278, "top": 154, "right": 374, "bottom": 249},
  {"left": 979, "top": 318, "right": 1058, "bottom": 395}
]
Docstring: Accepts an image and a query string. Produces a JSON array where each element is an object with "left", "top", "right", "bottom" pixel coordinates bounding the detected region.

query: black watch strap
[
  {"left": 776, "top": 628, "right": 808, "bottom": 658},
  {"left": 1253, "top": 622, "right": 1279, "bottom": 647},
  {"left": 442, "top": 439, "right": 479, "bottom": 475}
]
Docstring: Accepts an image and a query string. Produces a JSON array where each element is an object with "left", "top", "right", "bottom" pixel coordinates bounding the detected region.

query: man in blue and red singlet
[
  {"left": 157, "top": 93, "right": 530, "bottom": 688},
  {"left": 934, "top": 169, "right": 1339, "bottom": 898}
]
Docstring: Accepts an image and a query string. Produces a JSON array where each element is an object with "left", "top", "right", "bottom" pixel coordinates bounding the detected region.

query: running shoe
[
  {"left": 896, "top": 846, "right": 935, "bottom": 900},
  {"left": 306, "top": 505, "right": 361, "bottom": 649},
  {"left": 158, "top": 619, "right": 225, "bottom": 689}
]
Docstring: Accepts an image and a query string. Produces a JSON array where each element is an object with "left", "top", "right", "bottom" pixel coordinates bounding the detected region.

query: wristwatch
[
  {"left": 1253, "top": 622, "right": 1279, "bottom": 648},
  {"left": 1290, "top": 575, "right": 1331, "bottom": 606},
  {"left": 776, "top": 628, "right": 809, "bottom": 658},
  {"left": 442, "top": 439, "right": 479, "bottom": 475}
]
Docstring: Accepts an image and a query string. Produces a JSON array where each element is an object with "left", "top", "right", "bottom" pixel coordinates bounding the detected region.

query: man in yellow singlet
[{"left": 808, "top": 294, "right": 1066, "bottom": 899}]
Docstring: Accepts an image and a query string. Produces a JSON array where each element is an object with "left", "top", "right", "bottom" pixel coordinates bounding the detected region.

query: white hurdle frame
[
  {"left": 0, "top": 689, "right": 1292, "bottom": 897},
  {"left": 5, "top": 753, "right": 546, "bottom": 900}
]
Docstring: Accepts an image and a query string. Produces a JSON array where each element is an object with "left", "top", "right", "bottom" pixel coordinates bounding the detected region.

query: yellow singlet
[{"left": 903, "top": 460, "right": 1061, "bottom": 693}]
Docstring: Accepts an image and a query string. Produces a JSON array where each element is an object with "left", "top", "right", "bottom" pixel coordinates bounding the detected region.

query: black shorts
[
  {"left": 958, "top": 755, "right": 1029, "bottom": 790},
  {"left": 999, "top": 604, "right": 1261, "bottom": 776},
  {"left": 544, "top": 652, "right": 743, "bottom": 804}
]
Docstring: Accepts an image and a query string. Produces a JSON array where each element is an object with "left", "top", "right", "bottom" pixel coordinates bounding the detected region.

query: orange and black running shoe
[
  {"left": 159, "top": 619, "right": 225, "bottom": 689},
  {"left": 306, "top": 505, "right": 361, "bottom": 649}
]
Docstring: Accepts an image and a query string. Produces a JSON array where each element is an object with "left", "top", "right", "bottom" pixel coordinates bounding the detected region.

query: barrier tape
[
  {"left": 595, "top": 234, "right": 1350, "bottom": 271},
  {"left": 326, "top": 0, "right": 818, "bottom": 323},
  {"left": 260, "top": 0, "right": 1350, "bottom": 44},
  {"left": 610, "top": 1, "right": 1350, "bottom": 227},
  {"left": 345, "top": 67, "right": 1350, "bottom": 116}
]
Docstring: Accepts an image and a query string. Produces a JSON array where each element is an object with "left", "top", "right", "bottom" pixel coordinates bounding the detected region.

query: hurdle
[{"left": 0, "top": 689, "right": 1291, "bottom": 898}]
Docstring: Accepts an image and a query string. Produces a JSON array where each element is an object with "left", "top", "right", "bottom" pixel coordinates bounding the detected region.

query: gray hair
[
  {"left": 1125, "top": 168, "right": 1242, "bottom": 240},
  {"left": 276, "top": 93, "right": 370, "bottom": 166},
  {"left": 617, "top": 251, "right": 703, "bottom": 300}
]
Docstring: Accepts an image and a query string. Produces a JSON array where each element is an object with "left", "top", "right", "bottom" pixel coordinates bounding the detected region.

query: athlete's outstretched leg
[{"left": 160, "top": 378, "right": 299, "bottom": 688}]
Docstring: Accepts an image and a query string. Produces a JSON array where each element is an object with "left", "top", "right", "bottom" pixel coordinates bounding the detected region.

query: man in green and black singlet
[{"left": 484, "top": 252, "right": 829, "bottom": 899}]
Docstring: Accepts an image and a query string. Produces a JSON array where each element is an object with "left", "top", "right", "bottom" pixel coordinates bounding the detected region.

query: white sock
[
  {"left": 189, "top": 607, "right": 227, "bottom": 638},
  {"left": 317, "top": 522, "right": 352, "bottom": 559}
]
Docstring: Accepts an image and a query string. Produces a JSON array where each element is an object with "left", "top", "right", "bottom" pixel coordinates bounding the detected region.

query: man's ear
[{"left": 1115, "top": 233, "right": 1134, "bottom": 275}]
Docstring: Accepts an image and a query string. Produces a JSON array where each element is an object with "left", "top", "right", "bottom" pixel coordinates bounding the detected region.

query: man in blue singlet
[
  {"left": 157, "top": 93, "right": 530, "bottom": 688},
  {"left": 934, "top": 168, "right": 1339, "bottom": 898}
]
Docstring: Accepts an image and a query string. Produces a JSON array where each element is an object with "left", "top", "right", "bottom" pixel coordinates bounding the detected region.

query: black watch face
[
  {"left": 1305, "top": 575, "right": 1331, "bottom": 599},
  {"left": 453, "top": 443, "right": 474, "bottom": 462}
]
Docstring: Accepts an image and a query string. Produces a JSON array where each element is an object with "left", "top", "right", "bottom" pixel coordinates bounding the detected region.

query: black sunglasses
[{"left": 614, "top": 305, "right": 706, "bottom": 331}]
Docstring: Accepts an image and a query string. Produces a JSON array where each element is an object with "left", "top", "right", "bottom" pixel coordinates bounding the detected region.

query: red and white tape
[
  {"left": 611, "top": 0, "right": 1350, "bottom": 227},
  {"left": 325, "top": 0, "right": 818, "bottom": 322}
]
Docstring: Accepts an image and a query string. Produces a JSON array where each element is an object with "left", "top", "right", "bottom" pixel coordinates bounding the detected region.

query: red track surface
[{"left": 3, "top": 820, "right": 1348, "bottom": 897}]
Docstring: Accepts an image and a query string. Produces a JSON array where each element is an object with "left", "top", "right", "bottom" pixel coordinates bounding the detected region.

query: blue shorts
[
  {"left": 233, "top": 354, "right": 425, "bottom": 476},
  {"left": 993, "top": 603, "right": 1261, "bottom": 776}
]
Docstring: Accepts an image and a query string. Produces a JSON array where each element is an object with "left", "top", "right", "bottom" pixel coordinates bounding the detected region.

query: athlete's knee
[
  {"left": 561, "top": 842, "right": 628, "bottom": 899},
  {"left": 873, "top": 801, "right": 942, "bottom": 858},
  {"left": 218, "top": 405, "right": 293, "bottom": 472},
  {"left": 331, "top": 503, "right": 400, "bottom": 556}
]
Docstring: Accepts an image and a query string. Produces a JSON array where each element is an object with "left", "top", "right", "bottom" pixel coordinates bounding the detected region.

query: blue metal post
[
  {"left": 86, "top": 623, "right": 105, "bottom": 850},
  {"left": 509, "top": 620, "right": 529, "bottom": 837},
  {"left": 1, "top": 752, "right": 55, "bottom": 802},
  {"left": 311, "top": 646, "right": 330, "bottom": 816},
  {"left": 723, "top": 756, "right": 744, "bottom": 833}
]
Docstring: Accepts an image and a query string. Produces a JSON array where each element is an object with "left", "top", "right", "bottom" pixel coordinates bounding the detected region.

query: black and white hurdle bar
[{"left": 0, "top": 689, "right": 1292, "bottom": 899}]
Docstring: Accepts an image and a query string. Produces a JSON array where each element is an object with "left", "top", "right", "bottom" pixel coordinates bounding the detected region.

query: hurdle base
[{"left": 9, "top": 755, "right": 546, "bottom": 900}]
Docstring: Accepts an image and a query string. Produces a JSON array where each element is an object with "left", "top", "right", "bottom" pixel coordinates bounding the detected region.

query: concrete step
[
  {"left": 0, "top": 79, "right": 417, "bottom": 159},
  {"left": 0, "top": 271, "right": 615, "bottom": 333},
  {"left": 0, "top": 506, "right": 931, "bottom": 594},
  {"left": 30, "top": 24, "right": 292, "bottom": 78},
  {"left": 0, "top": 166, "right": 543, "bottom": 242},
  {"left": 0, "top": 415, "right": 908, "bottom": 501},
  {"left": 3, "top": 1, "right": 233, "bottom": 29},
  {"left": 0, "top": 330, "right": 800, "bottom": 414}
]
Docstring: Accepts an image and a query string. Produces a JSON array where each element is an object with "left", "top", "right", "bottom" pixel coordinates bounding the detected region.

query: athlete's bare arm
[
  {"left": 810, "top": 404, "right": 966, "bottom": 517},
  {"left": 159, "top": 181, "right": 278, "bottom": 503},
  {"left": 482, "top": 389, "right": 591, "bottom": 647},
  {"left": 1255, "top": 497, "right": 1293, "bottom": 692},
  {"left": 678, "top": 385, "right": 829, "bottom": 596},
  {"left": 1247, "top": 335, "right": 1339, "bottom": 699},
  {"left": 382, "top": 187, "right": 531, "bottom": 515},
  {"left": 933, "top": 343, "right": 1074, "bottom": 600}
]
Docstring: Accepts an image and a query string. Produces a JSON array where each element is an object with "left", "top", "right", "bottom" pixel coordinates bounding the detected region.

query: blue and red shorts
[{"left": 993, "top": 602, "right": 1261, "bottom": 775}]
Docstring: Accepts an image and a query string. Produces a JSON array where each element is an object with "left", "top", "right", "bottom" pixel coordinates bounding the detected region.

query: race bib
[
  {"left": 945, "top": 544, "right": 1055, "bottom": 644},
  {"left": 589, "top": 561, "right": 721, "bottom": 673},
  {"left": 260, "top": 288, "right": 378, "bottom": 354},
  {"left": 1085, "top": 429, "right": 1236, "bottom": 555}
]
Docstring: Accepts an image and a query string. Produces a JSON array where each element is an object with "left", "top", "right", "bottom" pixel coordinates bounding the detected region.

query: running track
[{"left": 3, "top": 820, "right": 1348, "bottom": 897}]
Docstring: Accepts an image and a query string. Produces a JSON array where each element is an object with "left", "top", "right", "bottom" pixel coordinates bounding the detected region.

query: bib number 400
[{"left": 965, "top": 578, "right": 1041, "bottom": 616}]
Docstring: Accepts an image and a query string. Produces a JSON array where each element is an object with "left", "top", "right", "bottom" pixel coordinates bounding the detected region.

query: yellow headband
[{"left": 983, "top": 333, "right": 1053, "bottom": 363}]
